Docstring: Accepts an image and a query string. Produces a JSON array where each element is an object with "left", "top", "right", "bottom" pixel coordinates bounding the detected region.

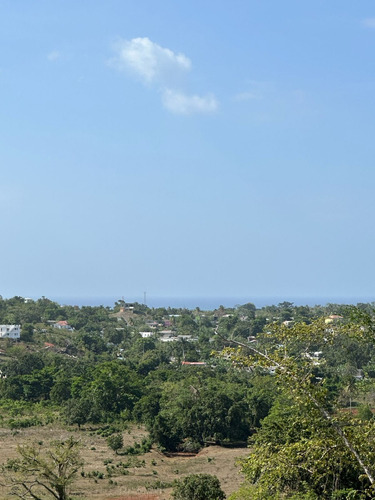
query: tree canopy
[{"left": 221, "top": 317, "right": 375, "bottom": 498}]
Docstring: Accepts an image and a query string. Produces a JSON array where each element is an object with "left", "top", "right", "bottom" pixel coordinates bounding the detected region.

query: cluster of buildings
[
  {"left": 0, "top": 320, "right": 75, "bottom": 341},
  {"left": 139, "top": 330, "right": 198, "bottom": 343}
]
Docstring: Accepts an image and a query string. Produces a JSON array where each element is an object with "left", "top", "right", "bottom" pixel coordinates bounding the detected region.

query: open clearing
[{"left": 0, "top": 424, "right": 249, "bottom": 499}]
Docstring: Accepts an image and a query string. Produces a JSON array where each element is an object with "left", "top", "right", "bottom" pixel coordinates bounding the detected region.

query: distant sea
[{"left": 49, "top": 296, "right": 375, "bottom": 310}]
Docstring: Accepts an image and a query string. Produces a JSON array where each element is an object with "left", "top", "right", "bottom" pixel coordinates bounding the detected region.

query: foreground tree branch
[
  {"left": 0, "top": 436, "right": 82, "bottom": 500},
  {"left": 216, "top": 320, "right": 375, "bottom": 488}
]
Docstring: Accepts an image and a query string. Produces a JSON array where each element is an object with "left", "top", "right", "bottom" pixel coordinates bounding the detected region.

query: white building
[
  {"left": 139, "top": 331, "right": 154, "bottom": 338},
  {"left": 0, "top": 325, "right": 21, "bottom": 339},
  {"left": 53, "top": 321, "right": 74, "bottom": 331}
]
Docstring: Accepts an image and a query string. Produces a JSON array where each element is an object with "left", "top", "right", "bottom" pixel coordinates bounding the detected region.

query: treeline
[
  {"left": 0, "top": 344, "right": 276, "bottom": 451},
  {"left": 0, "top": 296, "right": 285, "bottom": 451},
  {"left": 2, "top": 296, "right": 375, "bottom": 498}
]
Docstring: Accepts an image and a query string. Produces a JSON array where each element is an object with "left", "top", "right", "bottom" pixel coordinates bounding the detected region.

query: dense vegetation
[
  {"left": 172, "top": 473, "right": 226, "bottom": 499},
  {"left": 1, "top": 296, "right": 375, "bottom": 497}
]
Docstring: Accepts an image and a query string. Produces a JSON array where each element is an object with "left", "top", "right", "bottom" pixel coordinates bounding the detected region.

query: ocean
[{"left": 48, "top": 296, "right": 375, "bottom": 310}]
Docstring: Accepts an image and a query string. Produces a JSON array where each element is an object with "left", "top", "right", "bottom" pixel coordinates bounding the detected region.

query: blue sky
[{"left": 2, "top": 1, "right": 375, "bottom": 304}]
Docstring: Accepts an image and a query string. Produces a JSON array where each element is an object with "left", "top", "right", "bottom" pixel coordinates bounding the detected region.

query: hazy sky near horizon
[{"left": 2, "top": 1, "right": 375, "bottom": 301}]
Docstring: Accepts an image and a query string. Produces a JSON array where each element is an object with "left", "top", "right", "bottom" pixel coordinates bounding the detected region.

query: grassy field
[{"left": 0, "top": 424, "right": 250, "bottom": 499}]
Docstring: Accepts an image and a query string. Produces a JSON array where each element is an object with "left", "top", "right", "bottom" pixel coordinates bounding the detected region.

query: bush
[
  {"left": 172, "top": 473, "right": 225, "bottom": 500},
  {"left": 107, "top": 433, "right": 123, "bottom": 453},
  {"left": 357, "top": 404, "right": 373, "bottom": 421},
  {"left": 146, "top": 479, "right": 173, "bottom": 490},
  {"left": 120, "top": 437, "right": 152, "bottom": 455},
  {"left": 8, "top": 416, "right": 42, "bottom": 429},
  {"left": 179, "top": 439, "right": 202, "bottom": 453},
  {"left": 228, "top": 484, "right": 318, "bottom": 499}
]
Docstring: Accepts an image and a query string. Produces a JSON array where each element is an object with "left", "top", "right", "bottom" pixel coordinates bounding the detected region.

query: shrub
[
  {"left": 107, "top": 433, "right": 123, "bottom": 453},
  {"left": 146, "top": 479, "right": 173, "bottom": 490},
  {"left": 179, "top": 439, "right": 202, "bottom": 453},
  {"left": 172, "top": 473, "right": 225, "bottom": 500},
  {"left": 357, "top": 404, "right": 373, "bottom": 421},
  {"left": 8, "top": 416, "right": 41, "bottom": 429},
  {"left": 120, "top": 437, "right": 152, "bottom": 455}
]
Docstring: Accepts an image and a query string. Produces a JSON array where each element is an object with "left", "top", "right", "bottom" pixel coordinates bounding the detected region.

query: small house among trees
[{"left": 53, "top": 320, "right": 74, "bottom": 331}]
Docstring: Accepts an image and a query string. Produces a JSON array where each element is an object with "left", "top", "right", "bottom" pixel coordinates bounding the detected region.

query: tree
[
  {"left": 1, "top": 437, "right": 82, "bottom": 500},
  {"left": 220, "top": 318, "right": 375, "bottom": 497},
  {"left": 107, "top": 433, "right": 123, "bottom": 454},
  {"left": 237, "top": 302, "right": 256, "bottom": 320},
  {"left": 148, "top": 376, "right": 256, "bottom": 451},
  {"left": 86, "top": 361, "right": 142, "bottom": 415},
  {"left": 20, "top": 323, "right": 34, "bottom": 342},
  {"left": 240, "top": 396, "right": 367, "bottom": 498},
  {"left": 172, "top": 473, "right": 226, "bottom": 500},
  {"left": 63, "top": 398, "right": 94, "bottom": 428},
  {"left": 358, "top": 403, "right": 374, "bottom": 421}
]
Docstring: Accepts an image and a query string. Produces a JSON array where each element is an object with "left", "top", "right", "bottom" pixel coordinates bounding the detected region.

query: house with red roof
[{"left": 53, "top": 320, "right": 74, "bottom": 331}]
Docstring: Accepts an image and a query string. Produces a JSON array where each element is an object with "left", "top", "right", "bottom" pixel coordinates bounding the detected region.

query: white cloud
[
  {"left": 162, "top": 89, "right": 218, "bottom": 115},
  {"left": 110, "top": 37, "right": 218, "bottom": 115},
  {"left": 47, "top": 51, "right": 61, "bottom": 61},
  {"left": 363, "top": 18, "right": 375, "bottom": 28},
  {"left": 111, "top": 37, "right": 191, "bottom": 85}
]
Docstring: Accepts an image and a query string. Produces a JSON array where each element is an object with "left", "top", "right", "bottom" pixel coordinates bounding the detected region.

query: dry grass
[
  {"left": 0, "top": 424, "right": 249, "bottom": 500},
  {"left": 108, "top": 496, "right": 158, "bottom": 500}
]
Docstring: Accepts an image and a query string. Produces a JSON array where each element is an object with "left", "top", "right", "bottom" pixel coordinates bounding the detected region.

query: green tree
[
  {"left": 177, "top": 314, "right": 198, "bottom": 334},
  {"left": 50, "top": 376, "right": 72, "bottom": 404},
  {"left": 149, "top": 377, "right": 254, "bottom": 450},
  {"left": 249, "top": 316, "right": 267, "bottom": 336},
  {"left": 63, "top": 398, "right": 94, "bottom": 428},
  {"left": 86, "top": 361, "right": 142, "bottom": 415},
  {"left": 107, "top": 433, "right": 124, "bottom": 454},
  {"left": 1, "top": 437, "right": 82, "bottom": 500},
  {"left": 103, "top": 326, "right": 127, "bottom": 345},
  {"left": 357, "top": 404, "right": 373, "bottom": 421},
  {"left": 220, "top": 318, "right": 375, "bottom": 497},
  {"left": 75, "top": 331, "right": 106, "bottom": 354},
  {"left": 172, "top": 473, "right": 226, "bottom": 500},
  {"left": 240, "top": 396, "right": 368, "bottom": 497},
  {"left": 238, "top": 302, "right": 256, "bottom": 315},
  {"left": 20, "top": 323, "right": 34, "bottom": 342},
  {"left": 2, "top": 348, "right": 44, "bottom": 377}
]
